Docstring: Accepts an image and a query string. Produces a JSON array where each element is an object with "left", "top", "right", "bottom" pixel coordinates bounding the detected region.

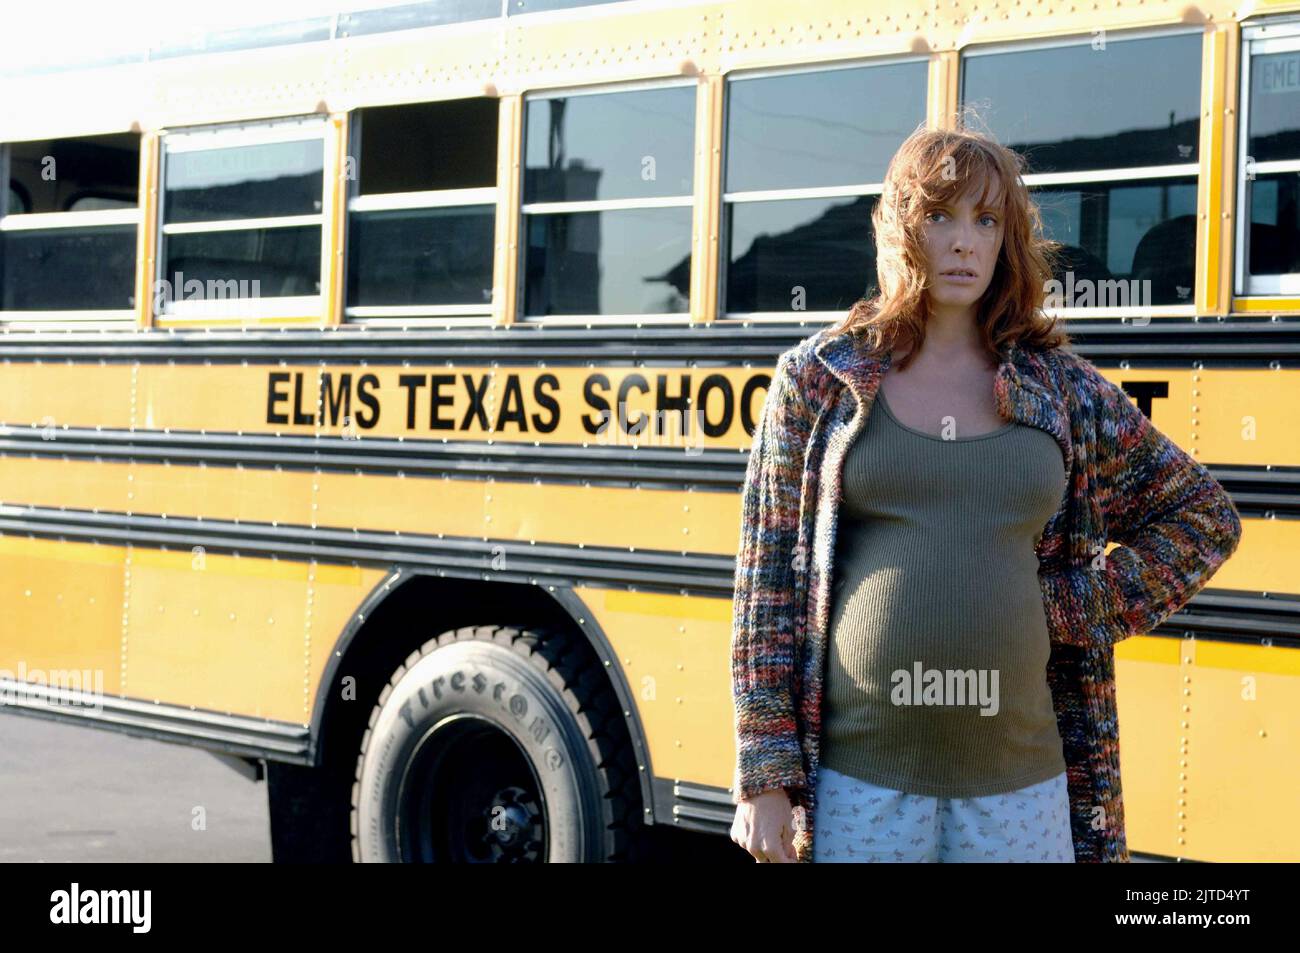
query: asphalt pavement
[
  {"left": 0, "top": 713, "right": 271, "bottom": 862},
  {"left": 0, "top": 710, "right": 1155, "bottom": 863}
]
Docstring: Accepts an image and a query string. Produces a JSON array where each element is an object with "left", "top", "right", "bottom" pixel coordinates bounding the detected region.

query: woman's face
[{"left": 921, "top": 176, "right": 1005, "bottom": 314}]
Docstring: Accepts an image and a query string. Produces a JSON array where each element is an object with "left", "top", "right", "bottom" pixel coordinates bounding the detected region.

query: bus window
[
  {"left": 345, "top": 99, "right": 497, "bottom": 326},
  {"left": 0, "top": 132, "right": 139, "bottom": 324},
  {"left": 962, "top": 30, "right": 1203, "bottom": 310},
  {"left": 66, "top": 194, "right": 139, "bottom": 211},
  {"left": 520, "top": 82, "right": 695, "bottom": 323},
  {"left": 506, "top": 0, "right": 623, "bottom": 13},
  {"left": 158, "top": 116, "right": 326, "bottom": 322},
  {"left": 1238, "top": 20, "right": 1300, "bottom": 297},
  {"left": 7, "top": 183, "right": 28, "bottom": 214},
  {"left": 721, "top": 58, "right": 927, "bottom": 320}
]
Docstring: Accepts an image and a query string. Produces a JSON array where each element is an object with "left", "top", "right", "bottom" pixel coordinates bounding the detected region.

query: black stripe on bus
[
  {"left": 0, "top": 319, "right": 1298, "bottom": 363},
  {"left": 0, "top": 684, "right": 311, "bottom": 763},
  {"left": 0, "top": 505, "right": 737, "bottom": 596},
  {"left": 0, "top": 504, "right": 1294, "bottom": 647},
  {"left": 0, "top": 429, "right": 748, "bottom": 490},
  {"left": 0, "top": 428, "right": 1294, "bottom": 515}
]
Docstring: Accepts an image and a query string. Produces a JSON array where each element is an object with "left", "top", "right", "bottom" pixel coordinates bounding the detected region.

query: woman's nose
[{"left": 951, "top": 221, "right": 975, "bottom": 252}]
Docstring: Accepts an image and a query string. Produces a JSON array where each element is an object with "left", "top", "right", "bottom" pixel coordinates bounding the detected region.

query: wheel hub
[{"left": 480, "top": 786, "right": 544, "bottom": 859}]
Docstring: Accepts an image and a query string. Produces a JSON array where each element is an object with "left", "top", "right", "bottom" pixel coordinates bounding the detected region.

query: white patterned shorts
[{"left": 812, "top": 764, "right": 1076, "bottom": 863}]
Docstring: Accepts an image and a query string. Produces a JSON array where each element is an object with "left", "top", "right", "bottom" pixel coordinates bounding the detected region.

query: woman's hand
[{"left": 731, "top": 788, "right": 799, "bottom": 862}]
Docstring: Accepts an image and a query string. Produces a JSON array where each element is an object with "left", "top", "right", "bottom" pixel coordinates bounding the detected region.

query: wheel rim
[{"left": 395, "top": 713, "right": 548, "bottom": 863}]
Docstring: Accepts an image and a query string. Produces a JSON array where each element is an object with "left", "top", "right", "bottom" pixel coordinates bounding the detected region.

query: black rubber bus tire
[{"left": 350, "top": 623, "right": 645, "bottom": 862}]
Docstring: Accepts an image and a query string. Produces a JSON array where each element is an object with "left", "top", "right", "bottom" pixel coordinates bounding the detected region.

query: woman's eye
[
  {"left": 927, "top": 211, "right": 946, "bottom": 223},
  {"left": 979, "top": 214, "right": 998, "bottom": 226}
]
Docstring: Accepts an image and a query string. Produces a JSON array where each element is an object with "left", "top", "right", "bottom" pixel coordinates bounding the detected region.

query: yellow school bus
[{"left": 0, "top": 0, "right": 1296, "bottom": 862}]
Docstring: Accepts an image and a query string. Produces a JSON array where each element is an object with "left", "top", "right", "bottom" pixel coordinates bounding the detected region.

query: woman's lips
[{"left": 940, "top": 272, "right": 979, "bottom": 284}]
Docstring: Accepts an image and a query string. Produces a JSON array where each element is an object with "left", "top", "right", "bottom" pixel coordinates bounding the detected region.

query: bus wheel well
[{"left": 282, "top": 572, "right": 654, "bottom": 861}]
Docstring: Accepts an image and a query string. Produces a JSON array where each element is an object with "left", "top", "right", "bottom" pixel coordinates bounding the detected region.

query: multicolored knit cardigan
[{"left": 730, "top": 324, "right": 1243, "bottom": 863}]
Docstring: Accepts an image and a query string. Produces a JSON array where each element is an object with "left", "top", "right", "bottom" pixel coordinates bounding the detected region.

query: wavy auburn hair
[{"left": 828, "top": 123, "right": 1070, "bottom": 369}]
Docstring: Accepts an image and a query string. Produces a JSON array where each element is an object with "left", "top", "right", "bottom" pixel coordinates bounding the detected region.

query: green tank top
[{"left": 819, "top": 386, "right": 1070, "bottom": 797}]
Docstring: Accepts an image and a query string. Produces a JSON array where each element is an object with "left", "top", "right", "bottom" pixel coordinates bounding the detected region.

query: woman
[{"left": 728, "top": 126, "right": 1242, "bottom": 863}]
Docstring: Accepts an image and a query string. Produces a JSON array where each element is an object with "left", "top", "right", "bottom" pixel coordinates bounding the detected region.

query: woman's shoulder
[
  {"left": 781, "top": 322, "right": 878, "bottom": 373},
  {"left": 767, "top": 325, "right": 838, "bottom": 386},
  {"left": 1046, "top": 345, "right": 1129, "bottom": 404},
  {"left": 1019, "top": 340, "right": 1110, "bottom": 401},
  {"left": 749, "top": 326, "right": 851, "bottom": 426},
  {"left": 1023, "top": 343, "right": 1148, "bottom": 444}
]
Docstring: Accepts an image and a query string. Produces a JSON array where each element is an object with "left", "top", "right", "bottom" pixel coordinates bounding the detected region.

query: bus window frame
[
  {"left": 715, "top": 53, "right": 929, "bottom": 326},
  {"left": 1235, "top": 18, "right": 1300, "bottom": 300},
  {"left": 517, "top": 75, "right": 698, "bottom": 326},
  {"left": 960, "top": 23, "right": 1205, "bottom": 320},
  {"left": 0, "top": 135, "right": 141, "bottom": 328},
  {"left": 342, "top": 107, "right": 498, "bottom": 328},
  {"left": 155, "top": 114, "right": 328, "bottom": 326}
]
